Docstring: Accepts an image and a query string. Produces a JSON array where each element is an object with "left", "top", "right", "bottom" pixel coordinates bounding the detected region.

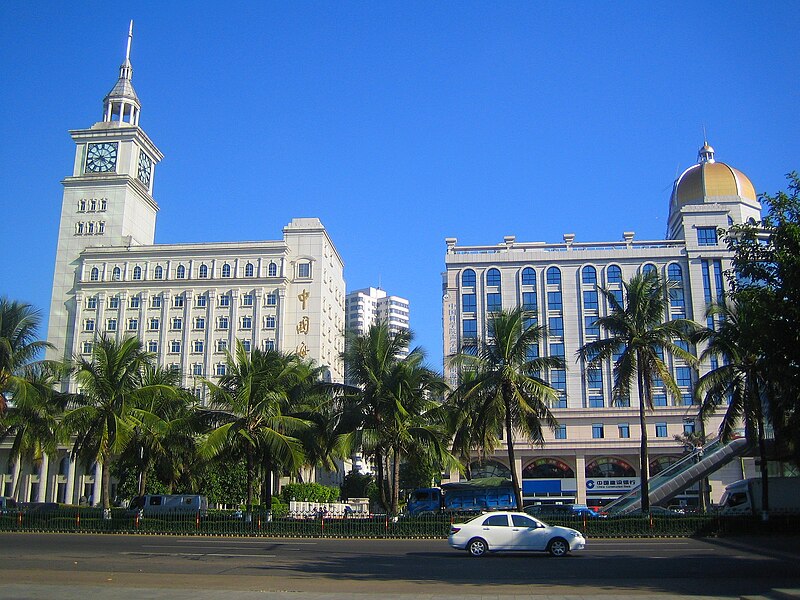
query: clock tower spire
[{"left": 46, "top": 23, "right": 163, "bottom": 365}]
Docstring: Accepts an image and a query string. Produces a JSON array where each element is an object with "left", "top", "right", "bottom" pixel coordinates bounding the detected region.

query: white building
[
  {"left": 1, "top": 26, "right": 345, "bottom": 505},
  {"left": 345, "top": 287, "right": 410, "bottom": 337},
  {"left": 442, "top": 143, "right": 761, "bottom": 508}
]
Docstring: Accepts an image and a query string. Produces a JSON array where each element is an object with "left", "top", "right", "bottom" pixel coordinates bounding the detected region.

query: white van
[{"left": 130, "top": 494, "right": 208, "bottom": 516}]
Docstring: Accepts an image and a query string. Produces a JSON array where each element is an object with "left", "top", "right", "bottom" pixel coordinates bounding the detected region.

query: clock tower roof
[{"left": 102, "top": 21, "right": 142, "bottom": 126}]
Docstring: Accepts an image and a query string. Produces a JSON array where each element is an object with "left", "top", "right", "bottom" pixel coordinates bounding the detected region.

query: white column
[
  {"left": 11, "top": 460, "right": 21, "bottom": 501},
  {"left": 66, "top": 456, "right": 77, "bottom": 504},
  {"left": 36, "top": 455, "right": 49, "bottom": 502},
  {"left": 93, "top": 461, "right": 103, "bottom": 506},
  {"left": 575, "top": 455, "right": 587, "bottom": 505}
]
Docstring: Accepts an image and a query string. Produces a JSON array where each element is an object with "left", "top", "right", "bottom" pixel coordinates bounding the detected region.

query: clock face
[
  {"left": 137, "top": 150, "right": 152, "bottom": 186},
  {"left": 85, "top": 142, "right": 118, "bottom": 173}
]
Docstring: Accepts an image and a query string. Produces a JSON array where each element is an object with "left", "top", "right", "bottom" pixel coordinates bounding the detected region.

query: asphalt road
[{"left": 1, "top": 533, "right": 799, "bottom": 599}]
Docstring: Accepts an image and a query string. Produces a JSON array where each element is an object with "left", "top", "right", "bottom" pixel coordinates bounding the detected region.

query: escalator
[{"left": 604, "top": 436, "right": 750, "bottom": 515}]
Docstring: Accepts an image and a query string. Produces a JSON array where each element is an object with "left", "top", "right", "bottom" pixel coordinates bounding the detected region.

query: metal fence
[{"left": 2, "top": 508, "right": 799, "bottom": 538}]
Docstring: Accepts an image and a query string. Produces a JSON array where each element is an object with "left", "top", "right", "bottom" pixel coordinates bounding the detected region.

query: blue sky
[{"left": 1, "top": 2, "right": 798, "bottom": 369}]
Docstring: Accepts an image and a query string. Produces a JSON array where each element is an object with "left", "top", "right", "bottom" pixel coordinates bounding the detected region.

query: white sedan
[{"left": 448, "top": 511, "right": 586, "bottom": 557}]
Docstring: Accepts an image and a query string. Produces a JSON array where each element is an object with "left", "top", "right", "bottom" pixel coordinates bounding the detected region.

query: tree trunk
[
  {"left": 137, "top": 459, "right": 149, "bottom": 497},
  {"left": 757, "top": 415, "right": 769, "bottom": 521},
  {"left": 391, "top": 447, "right": 400, "bottom": 516},
  {"left": 637, "top": 368, "right": 651, "bottom": 513},
  {"left": 502, "top": 382, "right": 522, "bottom": 510},
  {"left": 101, "top": 456, "right": 112, "bottom": 515},
  {"left": 375, "top": 447, "right": 389, "bottom": 512},
  {"left": 246, "top": 448, "right": 255, "bottom": 513}
]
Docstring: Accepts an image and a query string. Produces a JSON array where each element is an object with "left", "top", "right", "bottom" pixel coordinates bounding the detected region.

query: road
[{"left": 1, "top": 533, "right": 799, "bottom": 599}]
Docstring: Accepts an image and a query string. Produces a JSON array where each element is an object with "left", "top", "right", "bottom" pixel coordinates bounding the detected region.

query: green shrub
[{"left": 280, "top": 482, "right": 339, "bottom": 503}]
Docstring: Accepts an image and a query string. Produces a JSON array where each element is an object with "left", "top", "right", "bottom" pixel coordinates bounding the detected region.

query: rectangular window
[
  {"left": 81, "top": 341, "right": 93, "bottom": 354},
  {"left": 589, "top": 395, "right": 604, "bottom": 408},
  {"left": 548, "top": 316, "right": 564, "bottom": 337},
  {"left": 129, "top": 296, "right": 141, "bottom": 309},
  {"left": 546, "top": 291, "right": 562, "bottom": 310},
  {"left": 486, "top": 293, "right": 502, "bottom": 313},
  {"left": 548, "top": 342, "right": 565, "bottom": 359},
  {"left": 196, "top": 295, "right": 207, "bottom": 308},
  {"left": 171, "top": 317, "right": 182, "bottom": 330},
  {"left": 170, "top": 340, "right": 181, "bottom": 353},
  {"left": 697, "top": 227, "right": 718, "bottom": 246},
  {"left": 242, "top": 294, "right": 254, "bottom": 307},
  {"left": 86, "top": 297, "right": 97, "bottom": 309},
  {"left": 194, "top": 317, "right": 205, "bottom": 330},
  {"left": 610, "top": 289, "right": 624, "bottom": 306},
  {"left": 583, "top": 290, "right": 598, "bottom": 310},
  {"left": 173, "top": 296, "right": 184, "bottom": 308},
  {"left": 550, "top": 369, "right": 566, "bottom": 392},
  {"left": 192, "top": 363, "right": 203, "bottom": 376},
  {"left": 676, "top": 366, "right": 692, "bottom": 387},
  {"left": 462, "top": 293, "right": 476, "bottom": 313},
  {"left": 216, "top": 364, "right": 227, "bottom": 376},
  {"left": 298, "top": 263, "right": 311, "bottom": 278},
  {"left": 653, "top": 394, "right": 668, "bottom": 407},
  {"left": 193, "top": 340, "right": 204, "bottom": 353},
  {"left": 555, "top": 425, "right": 567, "bottom": 440},
  {"left": 655, "top": 423, "right": 668, "bottom": 438},
  {"left": 218, "top": 294, "right": 230, "bottom": 308},
  {"left": 106, "top": 319, "right": 117, "bottom": 332},
  {"left": 683, "top": 419, "right": 696, "bottom": 435},
  {"left": 263, "top": 339, "right": 275, "bottom": 351},
  {"left": 463, "top": 319, "right": 477, "bottom": 340},
  {"left": 618, "top": 423, "right": 630, "bottom": 438},
  {"left": 217, "top": 316, "right": 229, "bottom": 330},
  {"left": 682, "top": 393, "right": 694, "bottom": 406},
  {"left": 216, "top": 339, "right": 228, "bottom": 352},
  {"left": 149, "top": 318, "right": 159, "bottom": 331},
  {"left": 147, "top": 340, "right": 158, "bottom": 353},
  {"left": 592, "top": 423, "right": 604, "bottom": 439},
  {"left": 587, "top": 368, "right": 603, "bottom": 388},
  {"left": 151, "top": 296, "right": 162, "bottom": 309},
  {"left": 241, "top": 316, "right": 252, "bottom": 329},
  {"left": 266, "top": 293, "right": 277, "bottom": 306},
  {"left": 584, "top": 316, "right": 600, "bottom": 337},
  {"left": 522, "top": 291, "right": 537, "bottom": 311},
  {"left": 108, "top": 297, "right": 119, "bottom": 309},
  {"left": 241, "top": 339, "right": 252, "bottom": 352},
  {"left": 127, "top": 318, "right": 138, "bottom": 331}
]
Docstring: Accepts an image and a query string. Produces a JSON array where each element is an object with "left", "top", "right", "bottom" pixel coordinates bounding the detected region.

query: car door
[
  {"left": 477, "top": 514, "right": 515, "bottom": 550},
  {"left": 510, "top": 514, "right": 551, "bottom": 550}
]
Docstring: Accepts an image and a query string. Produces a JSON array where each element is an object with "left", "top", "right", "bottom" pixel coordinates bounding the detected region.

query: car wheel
[
  {"left": 467, "top": 537, "right": 488, "bottom": 557},
  {"left": 547, "top": 537, "right": 569, "bottom": 557}
]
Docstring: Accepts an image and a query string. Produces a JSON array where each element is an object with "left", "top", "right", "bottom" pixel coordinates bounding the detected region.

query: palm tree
[
  {"left": 200, "top": 343, "right": 311, "bottom": 512},
  {"left": 694, "top": 298, "right": 771, "bottom": 517},
  {"left": 0, "top": 298, "right": 54, "bottom": 414},
  {"left": 450, "top": 307, "right": 563, "bottom": 510},
  {"left": 341, "top": 323, "right": 452, "bottom": 514},
  {"left": 578, "top": 272, "right": 697, "bottom": 512},
  {"left": 0, "top": 362, "right": 69, "bottom": 499},
  {"left": 62, "top": 335, "right": 173, "bottom": 512}
]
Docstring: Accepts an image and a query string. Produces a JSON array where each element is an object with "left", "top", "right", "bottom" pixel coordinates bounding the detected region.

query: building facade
[
  {"left": 442, "top": 144, "right": 761, "bottom": 508},
  {"left": 1, "top": 26, "right": 345, "bottom": 505}
]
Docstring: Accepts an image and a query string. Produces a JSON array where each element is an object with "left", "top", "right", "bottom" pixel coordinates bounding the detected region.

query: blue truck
[{"left": 406, "top": 477, "right": 517, "bottom": 516}]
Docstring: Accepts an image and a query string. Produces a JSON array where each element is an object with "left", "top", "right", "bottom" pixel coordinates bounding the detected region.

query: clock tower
[{"left": 47, "top": 22, "right": 163, "bottom": 363}]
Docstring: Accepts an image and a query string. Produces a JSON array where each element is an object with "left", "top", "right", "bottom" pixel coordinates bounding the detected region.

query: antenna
[
  {"left": 702, "top": 124, "right": 708, "bottom": 145},
  {"left": 125, "top": 20, "right": 134, "bottom": 62}
]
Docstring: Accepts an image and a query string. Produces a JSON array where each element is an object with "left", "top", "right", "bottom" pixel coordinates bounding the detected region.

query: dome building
[{"left": 443, "top": 144, "right": 761, "bottom": 509}]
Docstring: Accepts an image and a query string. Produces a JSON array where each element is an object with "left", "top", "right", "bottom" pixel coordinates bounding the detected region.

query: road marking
[
  {"left": 123, "top": 551, "right": 277, "bottom": 558},
  {"left": 165, "top": 539, "right": 318, "bottom": 545}
]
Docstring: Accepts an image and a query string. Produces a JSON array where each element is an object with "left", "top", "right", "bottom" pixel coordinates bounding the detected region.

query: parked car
[
  {"left": 448, "top": 511, "right": 586, "bottom": 557},
  {"left": 524, "top": 504, "right": 604, "bottom": 519}
]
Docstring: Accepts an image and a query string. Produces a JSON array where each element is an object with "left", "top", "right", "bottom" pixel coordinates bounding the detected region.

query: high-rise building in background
[
  {"left": 0, "top": 26, "right": 346, "bottom": 505},
  {"left": 442, "top": 144, "right": 762, "bottom": 509},
  {"left": 345, "top": 287, "right": 410, "bottom": 338}
]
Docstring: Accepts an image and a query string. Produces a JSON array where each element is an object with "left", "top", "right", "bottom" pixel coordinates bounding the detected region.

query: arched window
[
  {"left": 245, "top": 262, "right": 254, "bottom": 277},
  {"left": 199, "top": 264, "right": 208, "bottom": 279},
  {"left": 176, "top": 265, "right": 186, "bottom": 279},
  {"left": 521, "top": 267, "right": 536, "bottom": 286},
  {"left": 642, "top": 263, "right": 657, "bottom": 275},
  {"left": 90, "top": 267, "right": 99, "bottom": 281},
  {"left": 222, "top": 263, "right": 231, "bottom": 278},
  {"left": 607, "top": 265, "right": 622, "bottom": 284},
  {"left": 268, "top": 262, "right": 277, "bottom": 277},
  {"left": 581, "top": 266, "right": 597, "bottom": 285},
  {"left": 668, "top": 263, "right": 683, "bottom": 282},
  {"left": 546, "top": 266, "right": 561, "bottom": 285},
  {"left": 467, "top": 460, "right": 512, "bottom": 480},
  {"left": 461, "top": 269, "right": 476, "bottom": 287},
  {"left": 154, "top": 265, "right": 163, "bottom": 280},
  {"left": 112, "top": 266, "right": 121, "bottom": 281},
  {"left": 486, "top": 268, "right": 501, "bottom": 287},
  {"left": 132, "top": 266, "right": 142, "bottom": 280},
  {"left": 585, "top": 457, "right": 636, "bottom": 478},
  {"left": 522, "top": 458, "right": 575, "bottom": 479}
]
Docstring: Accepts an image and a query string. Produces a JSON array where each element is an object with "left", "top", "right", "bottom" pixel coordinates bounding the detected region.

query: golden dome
[{"left": 672, "top": 145, "right": 756, "bottom": 206}]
